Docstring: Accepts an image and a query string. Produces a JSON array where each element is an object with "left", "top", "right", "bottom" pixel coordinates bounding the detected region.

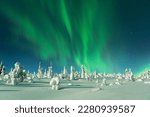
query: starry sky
[{"left": 0, "top": 0, "right": 150, "bottom": 73}]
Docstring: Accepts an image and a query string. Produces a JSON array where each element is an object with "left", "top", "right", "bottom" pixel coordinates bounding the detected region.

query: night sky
[{"left": 0, "top": 0, "right": 150, "bottom": 74}]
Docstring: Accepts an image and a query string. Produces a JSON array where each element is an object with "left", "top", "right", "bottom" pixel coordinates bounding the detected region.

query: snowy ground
[{"left": 0, "top": 78, "right": 150, "bottom": 100}]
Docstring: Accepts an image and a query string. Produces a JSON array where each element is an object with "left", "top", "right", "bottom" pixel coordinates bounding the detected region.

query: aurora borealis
[{"left": 0, "top": 0, "right": 150, "bottom": 73}]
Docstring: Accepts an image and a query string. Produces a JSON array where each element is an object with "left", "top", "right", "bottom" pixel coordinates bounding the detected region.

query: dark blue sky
[{"left": 0, "top": 0, "right": 150, "bottom": 73}]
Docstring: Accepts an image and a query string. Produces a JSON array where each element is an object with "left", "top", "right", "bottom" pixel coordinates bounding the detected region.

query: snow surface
[{"left": 0, "top": 78, "right": 150, "bottom": 100}]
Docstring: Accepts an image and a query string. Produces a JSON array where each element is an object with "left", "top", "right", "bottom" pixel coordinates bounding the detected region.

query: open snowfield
[{"left": 0, "top": 78, "right": 150, "bottom": 100}]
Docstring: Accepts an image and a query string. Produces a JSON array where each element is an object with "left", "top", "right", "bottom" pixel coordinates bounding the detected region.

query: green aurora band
[{"left": 0, "top": 0, "right": 117, "bottom": 72}]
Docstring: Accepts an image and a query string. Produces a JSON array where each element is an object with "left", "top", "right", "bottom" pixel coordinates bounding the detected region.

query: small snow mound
[
  {"left": 68, "top": 83, "right": 72, "bottom": 86},
  {"left": 136, "top": 79, "right": 143, "bottom": 82},
  {"left": 115, "top": 82, "right": 121, "bottom": 85},
  {"left": 109, "top": 83, "right": 114, "bottom": 86},
  {"left": 144, "top": 81, "right": 150, "bottom": 84}
]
